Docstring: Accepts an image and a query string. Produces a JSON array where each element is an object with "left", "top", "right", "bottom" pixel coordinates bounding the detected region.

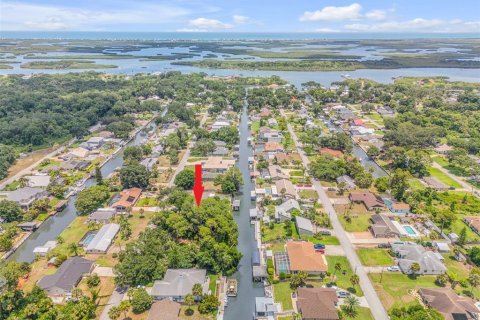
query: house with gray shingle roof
[
  {"left": 275, "top": 199, "right": 300, "bottom": 222},
  {"left": 392, "top": 243, "right": 446, "bottom": 275},
  {"left": 150, "top": 269, "right": 209, "bottom": 302},
  {"left": 37, "top": 257, "right": 94, "bottom": 300}
]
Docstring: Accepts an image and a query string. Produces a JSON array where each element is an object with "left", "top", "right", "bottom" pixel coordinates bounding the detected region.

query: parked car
[
  {"left": 320, "top": 230, "right": 332, "bottom": 236},
  {"left": 315, "top": 249, "right": 325, "bottom": 254},
  {"left": 377, "top": 243, "right": 391, "bottom": 248},
  {"left": 336, "top": 291, "right": 351, "bottom": 298},
  {"left": 314, "top": 244, "right": 325, "bottom": 249},
  {"left": 387, "top": 266, "right": 400, "bottom": 272}
]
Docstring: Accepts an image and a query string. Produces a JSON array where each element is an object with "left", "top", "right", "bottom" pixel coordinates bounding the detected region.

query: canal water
[
  {"left": 7, "top": 121, "right": 157, "bottom": 263},
  {"left": 224, "top": 97, "right": 264, "bottom": 319}
]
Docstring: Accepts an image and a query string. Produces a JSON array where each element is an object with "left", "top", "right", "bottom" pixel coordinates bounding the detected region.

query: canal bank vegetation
[{"left": 20, "top": 60, "right": 118, "bottom": 69}]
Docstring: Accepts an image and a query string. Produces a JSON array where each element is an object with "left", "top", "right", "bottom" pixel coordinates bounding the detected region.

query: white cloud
[
  {"left": 0, "top": 1, "right": 190, "bottom": 31},
  {"left": 233, "top": 15, "right": 249, "bottom": 24},
  {"left": 365, "top": 10, "right": 386, "bottom": 20},
  {"left": 175, "top": 28, "right": 207, "bottom": 32},
  {"left": 189, "top": 17, "right": 232, "bottom": 29},
  {"left": 345, "top": 18, "right": 480, "bottom": 32},
  {"left": 315, "top": 28, "right": 340, "bottom": 33},
  {"left": 300, "top": 3, "right": 362, "bottom": 22}
]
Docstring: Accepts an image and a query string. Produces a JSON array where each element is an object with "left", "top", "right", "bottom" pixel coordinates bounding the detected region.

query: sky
[{"left": 1, "top": 0, "right": 480, "bottom": 33}]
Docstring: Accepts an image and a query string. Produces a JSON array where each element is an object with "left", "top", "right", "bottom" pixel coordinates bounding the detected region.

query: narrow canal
[
  {"left": 7, "top": 121, "right": 157, "bottom": 263},
  {"left": 224, "top": 97, "right": 264, "bottom": 319}
]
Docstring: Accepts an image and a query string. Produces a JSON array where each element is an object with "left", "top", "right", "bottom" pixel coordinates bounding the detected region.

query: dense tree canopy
[{"left": 74, "top": 185, "right": 110, "bottom": 215}]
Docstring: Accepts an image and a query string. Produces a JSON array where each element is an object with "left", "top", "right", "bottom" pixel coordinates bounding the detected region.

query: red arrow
[{"left": 193, "top": 164, "right": 204, "bottom": 207}]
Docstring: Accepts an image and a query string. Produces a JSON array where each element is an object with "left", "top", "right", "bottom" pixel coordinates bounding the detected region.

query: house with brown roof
[
  {"left": 147, "top": 300, "right": 181, "bottom": 320},
  {"left": 112, "top": 187, "right": 142, "bottom": 212},
  {"left": 296, "top": 288, "right": 339, "bottom": 320},
  {"left": 265, "top": 142, "right": 284, "bottom": 153},
  {"left": 286, "top": 241, "right": 327, "bottom": 275},
  {"left": 424, "top": 177, "right": 450, "bottom": 191},
  {"left": 419, "top": 288, "right": 479, "bottom": 320},
  {"left": 349, "top": 192, "right": 385, "bottom": 211},
  {"left": 369, "top": 213, "right": 401, "bottom": 238},
  {"left": 275, "top": 179, "right": 297, "bottom": 199},
  {"left": 275, "top": 152, "right": 289, "bottom": 164},
  {"left": 464, "top": 217, "right": 480, "bottom": 236},
  {"left": 193, "top": 157, "right": 236, "bottom": 174}
]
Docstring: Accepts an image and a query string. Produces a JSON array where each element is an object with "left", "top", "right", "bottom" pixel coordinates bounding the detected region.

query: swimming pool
[
  {"left": 79, "top": 231, "right": 98, "bottom": 246},
  {"left": 402, "top": 225, "right": 418, "bottom": 236}
]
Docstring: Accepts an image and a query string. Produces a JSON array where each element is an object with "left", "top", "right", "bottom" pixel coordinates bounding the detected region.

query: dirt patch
[
  {"left": 351, "top": 232, "right": 374, "bottom": 239},
  {"left": 1, "top": 146, "right": 57, "bottom": 183}
]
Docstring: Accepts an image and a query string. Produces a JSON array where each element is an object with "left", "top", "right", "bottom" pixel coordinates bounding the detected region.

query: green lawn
[
  {"left": 251, "top": 121, "right": 260, "bottom": 134},
  {"left": 298, "top": 189, "right": 319, "bottom": 201},
  {"left": 369, "top": 273, "right": 439, "bottom": 310},
  {"left": 208, "top": 275, "right": 217, "bottom": 295},
  {"left": 301, "top": 235, "right": 340, "bottom": 245},
  {"left": 273, "top": 281, "right": 293, "bottom": 310},
  {"left": 357, "top": 307, "right": 375, "bottom": 320},
  {"left": 427, "top": 167, "right": 463, "bottom": 189},
  {"left": 326, "top": 256, "right": 364, "bottom": 296},
  {"left": 262, "top": 223, "right": 287, "bottom": 242},
  {"left": 338, "top": 213, "right": 371, "bottom": 232},
  {"left": 408, "top": 178, "right": 426, "bottom": 191},
  {"left": 136, "top": 197, "right": 159, "bottom": 207},
  {"left": 357, "top": 248, "right": 393, "bottom": 266}
]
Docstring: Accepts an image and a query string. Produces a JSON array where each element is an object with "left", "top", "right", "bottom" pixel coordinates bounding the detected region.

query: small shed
[{"left": 434, "top": 242, "right": 450, "bottom": 253}]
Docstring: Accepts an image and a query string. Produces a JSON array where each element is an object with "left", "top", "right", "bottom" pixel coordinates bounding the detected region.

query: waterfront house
[
  {"left": 264, "top": 142, "right": 284, "bottom": 153},
  {"left": 147, "top": 300, "right": 181, "bottom": 320},
  {"left": 267, "top": 165, "right": 289, "bottom": 181},
  {"left": 88, "top": 208, "right": 116, "bottom": 224},
  {"left": 85, "top": 223, "right": 120, "bottom": 254},
  {"left": 37, "top": 257, "right": 94, "bottom": 302},
  {"left": 392, "top": 243, "right": 446, "bottom": 275},
  {"left": 211, "top": 146, "right": 229, "bottom": 156},
  {"left": 287, "top": 241, "right": 327, "bottom": 275},
  {"left": 85, "top": 137, "right": 105, "bottom": 150},
  {"left": 150, "top": 269, "right": 209, "bottom": 302},
  {"left": 349, "top": 192, "right": 385, "bottom": 211},
  {"left": 296, "top": 287, "right": 339, "bottom": 320},
  {"left": 112, "top": 187, "right": 142, "bottom": 212},
  {"left": 0, "top": 187, "right": 47, "bottom": 209},
  {"left": 25, "top": 175, "right": 51, "bottom": 188},
  {"left": 275, "top": 179, "right": 297, "bottom": 199},
  {"left": 211, "top": 120, "right": 230, "bottom": 131},
  {"left": 259, "top": 127, "right": 283, "bottom": 144},
  {"left": 419, "top": 288, "right": 479, "bottom": 320},
  {"left": 369, "top": 213, "right": 401, "bottom": 238},
  {"left": 336, "top": 175, "right": 356, "bottom": 190},
  {"left": 275, "top": 199, "right": 301, "bottom": 222},
  {"left": 295, "top": 216, "right": 314, "bottom": 236},
  {"left": 65, "top": 147, "right": 90, "bottom": 159},
  {"left": 254, "top": 297, "right": 281, "bottom": 320},
  {"left": 194, "top": 157, "right": 236, "bottom": 175}
]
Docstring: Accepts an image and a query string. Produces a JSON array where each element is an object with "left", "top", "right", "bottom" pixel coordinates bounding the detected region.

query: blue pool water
[
  {"left": 403, "top": 225, "right": 416, "bottom": 235},
  {"left": 79, "top": 231, "right": 97, "bottom": 246}
]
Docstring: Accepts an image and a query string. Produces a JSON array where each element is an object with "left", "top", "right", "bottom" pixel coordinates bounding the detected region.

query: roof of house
[
  {"left": 465, "top": 216, "right": 480, "bottom": 231},
  {"left": 37, "top": 257, "right": 93, "bottom": 292},
  {"left": 286, "top": 241, "right": 327, "bottom": 273},
  {"left": 255, "top": 297, "right": 280, "bottom": 314},
  {"left": 275, "top": 179, "right": 296, "bottom": 197},
  {"left": 86, "top": 137, "right": 104, "bottom": 144},
  {"left": 88, "top": 208, "right": 116, "bottom": 222},
  {"left": 275, "top": 152, "right": 289, "bottom": 163},
  {"left": 349, "top": 192, "right": 385, "bottom": 210},
  {"left": 276, "top": 199, "right": 301, "bottom": 218},
  {"left": 393, "top": 243, "right": 446, "bottom": 274},
  {"left": 265, "top": 142, "right": 284, "bottom": 152},
  {"left": 434, "top": 144, "right": 454, "bottom": 153},
  {"left": 195, "top": 157, "right": 235, "bottom": 170},
  {"left": 419, "top": 288, "right": 478, "bottom": 320},
  {"left": 68, "top": 147, "right": 89, "bottom": 158},
  {"left": 112, "top": 188, "right": 142, "bottom": 208},
  {"left": 252, "top": 265, "right": 267, "bottom": 278},
  {"left": 296, "top": 288, "right": 339, "bottom": 320},
  {"left": 295, "top": 216, "right": 314, "bottom": 232},
  {"left": 352, "top": 119, "right": 365, "bottom": 126},
  {"left": 25, "top": 175, "right": 51, "bottom": 188},
  {"left": 370, "top": 213, "right": 401, "bottom": 237},
  {"left": 0, "top": 187, "right": 44, "bottom": 203},
  {"left": 151, "top": 269, "right": 208, "bottom": 298},
  {"left": 392, "top": 202, "right": 411, "bottom": 210},
  {"left": 147, "top": 300, "right": 181, "bottom": 320},
  {"left": 86, "top": 223, "right": 120, "bottom": 252},
  {"left": 268, "top": 165, "right": 288, "bottom": 179},
  {"left": 319, "top": 148, "right": 344, "bottom": 158}
]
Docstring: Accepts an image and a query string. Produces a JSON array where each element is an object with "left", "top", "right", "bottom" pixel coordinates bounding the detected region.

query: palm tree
[
  {"left": 350, "top": 274, "right": 360, "bottom": 290},
  {"left": 108, "top": 306, "right": 121, "bottom": 320},
  {"left": 341, "top": 296, "right": 360, "bottom": 317},
  {"left": 89, "top": 287, "right": 100, "bottom": 306},
  {"left": 118, "top": 300, "right": 130, "bottom": 319},
  {"left": 468, "top": 272, "right": 480, "bottom": 292},
  {"left": 68, "top": 243, "right": 80, "bottom": 256},
  {"left": 127, "top": 288, "right": 135, "bottom": 302},
  {"left": 410, "top": 262, "right": 421, "bottom": 278},
  {"left": 334, "top": 262, "right": 342, "bottom": 277},
  {"left": 184, "top": 293, "right": 195, "bottom": 312},
  {"left": 71, "top": 287, "right": 83, "bottom": 301}
]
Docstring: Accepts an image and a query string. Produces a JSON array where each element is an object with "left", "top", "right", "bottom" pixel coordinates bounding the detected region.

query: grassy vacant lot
[
  {"left": 326, "top": 256, "right": 364, "bottom": 296},
  {"left": 136, "top": 196, "right": 159, "bottom": 206},
  {"left": 408, "top": 178, "right": 426, "bottom": 191},
  {"left": 357, "top": 248, "right": 393, "bottom": 266},
  {"left": 427, "top": 167, "right": 463, "bottom": 189},
  {"left": 338, "top": 213, "right": 372, "bottom": 232},
  {"left": 357, "top": 307, "right": 375, "bottom": 320},
  {"left": 369, "top": 273, "right": 439, "bottom": 310},
  {"left": 298, "top": 189, "right": 319, "bottom": 201},
  {"left": 273, "top": 281, "right": 293, "bottom": 310},
  {"left": 301, "top": 235, "right": 340, "bottom": 245}
]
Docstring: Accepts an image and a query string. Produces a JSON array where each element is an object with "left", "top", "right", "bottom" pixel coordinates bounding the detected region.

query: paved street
[
  {"left": 99, "top": 287, "right": 127, "bottom": 320},
  {"left": 281, "top": 110, "right": 389, "bottom": 320},
  {"left": 431, "top": 161, "right": 479, "bottom": 197}
]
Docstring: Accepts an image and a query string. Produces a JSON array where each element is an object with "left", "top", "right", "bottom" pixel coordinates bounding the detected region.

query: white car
[{"left": 387, "top": 266, "right": 400, "bottom": 272}]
